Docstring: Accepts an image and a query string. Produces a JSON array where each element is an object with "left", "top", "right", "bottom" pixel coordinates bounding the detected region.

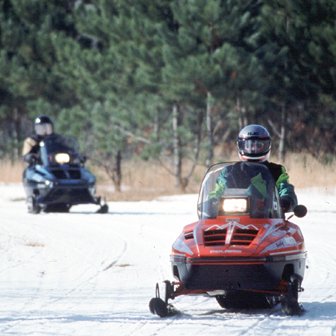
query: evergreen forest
[{"left": 1, "top": 0, "right": 335, "bottom": 190}]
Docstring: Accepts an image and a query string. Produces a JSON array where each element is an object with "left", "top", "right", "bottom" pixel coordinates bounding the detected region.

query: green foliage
[{"left": 0, "top": 0, "right": 335, "bottom": 178}]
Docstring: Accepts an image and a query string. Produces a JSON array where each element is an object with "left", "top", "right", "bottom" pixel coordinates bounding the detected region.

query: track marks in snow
[
  {"left": 0, "top": 211, "right": 129, "bottom": 335},
  {"left": 300, "top": 212, "right": 336, "bottom": 305},
  {"left": 102, "top": 240, "right": 128, "bottom": 271}
]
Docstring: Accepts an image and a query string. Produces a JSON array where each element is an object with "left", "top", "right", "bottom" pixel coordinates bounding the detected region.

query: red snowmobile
[{"left": 149, "top": 161, "right": 307, "bottom": 317}]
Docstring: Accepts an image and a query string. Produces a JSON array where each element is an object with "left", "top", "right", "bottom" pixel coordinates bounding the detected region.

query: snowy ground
[{"left": 0, "top": 183, "right": 336, "bottom": 335}]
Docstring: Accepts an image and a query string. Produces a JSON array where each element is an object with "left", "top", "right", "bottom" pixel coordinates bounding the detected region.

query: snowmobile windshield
[
  {"left": 197, "top": 162, "right": 282, "bottom": 219},
  {"left": 39, "top": 134, "right": 82, "bottom": 166}
]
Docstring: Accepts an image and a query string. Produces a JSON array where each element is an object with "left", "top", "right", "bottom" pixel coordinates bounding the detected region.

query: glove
[
  {"left": 23, "top": 153, "right": 37, "bottom": 165},
  {"left": 280, "top": 197, "right": 291, "bottom": 213}
]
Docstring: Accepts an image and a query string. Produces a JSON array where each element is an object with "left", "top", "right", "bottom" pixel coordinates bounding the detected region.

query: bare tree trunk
[
  {"left": 267, "top": 104, "right": 287, "bottom": 163},
  {"left": 172, "top": 103, "right": 182, "bottom": 189},
  {"left": 182, "top": 109, "right": 204, "bottom": 191},
  {"left": 206, "top": 91, "right": 214, "bottom": 166},
  {"left": 278, "top": 104, "right": 287, "bottom": 162},
  {"left": 9, "top": 107, "right": 23, "bottom": 162},
  {"left": 154, "top": 109, "right": 160, "bottom": 141},
  {"left": 102, "top": 150, "right": 122, "bottom": 192},
  {"left": 236, "top": 96, "right": 248, "bottom": 129},
  {"left": 114, "top": 150, "right": 122, "bottom": 192},
  {"left": 159, "top": 106, "right": 203, "bottom": 193}
]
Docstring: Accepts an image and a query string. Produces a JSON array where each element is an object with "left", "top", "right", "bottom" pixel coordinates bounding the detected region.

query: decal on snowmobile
[
  {"left": 205, "top": 220, "right": 259, "bottom": 246},
  {"left": 172, "top": 237, "right": 193, "bottom": 255},
  {"left": 257, "top": 221, "right": 285, "bottom": 244},
  {"left": 261, "top": 236, "right": 298, "bottom": 254},
  {"left": 209, "top": 249, "right": 242, "bottom": 254},
  {"left": 205, "top": 221, "right": 259, "bottom": 232}
]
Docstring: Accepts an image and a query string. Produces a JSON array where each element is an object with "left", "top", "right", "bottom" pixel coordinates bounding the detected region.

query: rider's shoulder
[
  {"left": 24, "top": 134, "right": 39, "bottom": 144},
  {"left": 262, "top": 161, "right": 286, "bottom": 175}
]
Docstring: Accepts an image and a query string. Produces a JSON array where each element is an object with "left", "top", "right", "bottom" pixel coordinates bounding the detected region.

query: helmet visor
[
  {"left": 238, "top": 139, "right": 271, "bottom": 155},
  {"left": 35, "top": 123, "right": 53, "bottom": 136}
]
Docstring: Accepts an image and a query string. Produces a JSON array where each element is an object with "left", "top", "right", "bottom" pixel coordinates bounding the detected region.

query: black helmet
[
  {"left": 34, "top": 115, "right": 54, "bottom": 136},
  {"left": 237, "top": 124, "right": 271, "bottom": 161}
]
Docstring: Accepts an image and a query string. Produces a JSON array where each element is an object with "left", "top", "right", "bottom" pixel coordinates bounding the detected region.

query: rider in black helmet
[
  {"left": 22, "top": 115, "right": 54, "bottom": 164},
  {"left": 237, "top": 124, "right": 271, "bottom": 162},
  {"left": 213, "top": 124, "right": 297, "bottom": 213}
]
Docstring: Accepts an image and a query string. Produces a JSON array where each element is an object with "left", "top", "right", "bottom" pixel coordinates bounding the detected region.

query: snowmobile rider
[
  {"left": 211, "top": 124, "right": 298, "bottom": 213},
  {"left": 22, "top": 115, "right": 54, "bottom": 164}
]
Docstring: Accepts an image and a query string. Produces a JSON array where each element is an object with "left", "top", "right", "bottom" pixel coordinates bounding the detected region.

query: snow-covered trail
[{"left": 0, "top": 184, "right": 335, "bottom": 335}]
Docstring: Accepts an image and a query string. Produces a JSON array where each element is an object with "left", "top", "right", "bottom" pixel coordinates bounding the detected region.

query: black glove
[
  {"left": 280, "top": 197, "right": 291, "bottom": 213},
  {"left": 23, "top": 153, "right": 37, "bottom": 165}
]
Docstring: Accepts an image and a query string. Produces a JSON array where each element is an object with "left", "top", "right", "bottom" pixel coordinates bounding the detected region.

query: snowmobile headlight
[
  {"left": 222, "top": 198, "right": 247, "bottom": 213},
  {"left": 54, "top": 153, "right": 70, "bottom": 164},
  {"left": 45, "top": 180, "right": 54, "bottom": 188}
]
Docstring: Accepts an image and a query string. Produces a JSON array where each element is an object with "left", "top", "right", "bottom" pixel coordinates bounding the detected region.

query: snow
[{"left": 0, "top": 183, "right": 336, "bottom": 335}]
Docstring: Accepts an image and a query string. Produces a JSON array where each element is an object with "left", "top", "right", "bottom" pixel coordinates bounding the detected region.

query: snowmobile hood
[{"left": 172, "top": 215, "right": 305, "bottom": 260}]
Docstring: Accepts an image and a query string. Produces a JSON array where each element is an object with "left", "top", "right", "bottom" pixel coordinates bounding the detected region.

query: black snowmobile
[{"left": 22, "top": 134, "right": 108, "bottom": 214}]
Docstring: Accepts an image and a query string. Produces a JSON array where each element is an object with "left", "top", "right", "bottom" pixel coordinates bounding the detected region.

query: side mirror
[{"left": 293, "top": 204, "right": 307, "bottom": 218}]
